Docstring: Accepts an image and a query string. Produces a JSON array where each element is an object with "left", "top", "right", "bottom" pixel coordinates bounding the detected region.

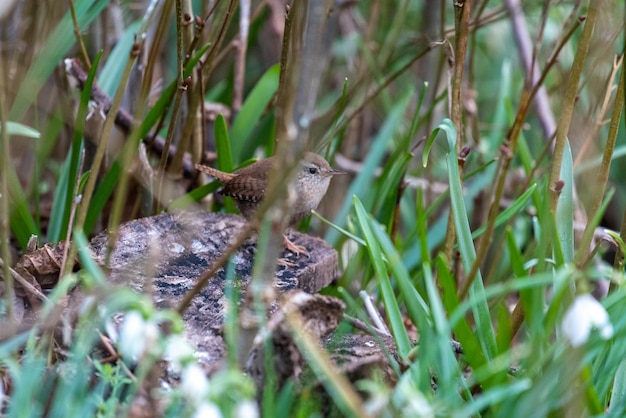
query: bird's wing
[{"left": 223, "top": 176, "right": 267, "bottom": 203}]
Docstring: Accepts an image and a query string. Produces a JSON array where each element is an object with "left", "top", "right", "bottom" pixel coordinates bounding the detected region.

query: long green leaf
[
  {"left": 7, "top": 167, "right": 39, "bottom": 249},
  {"left": 9, "top": 0, "right": 111, "bottom": 120},
  {"left": 470, "top": 183, "right": 537, "bottom": 240},
  {"left": 1, "top": 121, "right": 40, "bottom": 138},
  {"left": 417, "top": 188, "right": 485, "bottom": 390},
  {"left": 138, "top": 42, "right": 212, "bottom": 140},
  {"left": 326, "top": 90, "right": 412, "bottom": 245},
  {"left": 83, "top": 160, "right": 121, "bottom": 235},
  {"left": 370, "top": 219, "right": 431, "bottom": 323},
  {"left": 436, "top": 255, "right": 487, "bottom": 369},
  {"left": 99, "top": 20, "right": 142, "bottom": 96},
  {"left": 230, "top": 64, "right": 280, "bottom": 162},
  {"left": 214, "top": 114, "right": 236, "bottom": 213},
  {"left": 51, "top": 52, "right": 102, "bottom": 242},
  {"left": 610, "top": 358, "right": 626, "bottom": 414},
  {"left": 555, "top": 140, "right": 574, "bottom": 263},
  {"left": 215, "top": 114, "right": 234, "bottom": 172},
  {"left": 427, "top": 118, "right": 497, "bottom": 360},
  {"left": 353, "top": 196, "right": 411, "bottom": 358}
]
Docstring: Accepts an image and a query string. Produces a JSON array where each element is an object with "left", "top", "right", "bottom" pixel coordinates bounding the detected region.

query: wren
[{"left": 196, "top": 152, "right": 344, "bottom": 255}]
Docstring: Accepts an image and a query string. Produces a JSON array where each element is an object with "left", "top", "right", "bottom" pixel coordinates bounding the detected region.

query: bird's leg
[
  {"left": 277, "top": 257, "right": 297, "bottom": 268},
  {"left": 282, "top": 233, "right": 308, "bottom": 256}
]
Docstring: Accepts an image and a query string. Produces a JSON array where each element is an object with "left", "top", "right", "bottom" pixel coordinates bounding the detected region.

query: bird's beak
[{"left": 329, "top": 168, "right": 347, "bottom": 176}]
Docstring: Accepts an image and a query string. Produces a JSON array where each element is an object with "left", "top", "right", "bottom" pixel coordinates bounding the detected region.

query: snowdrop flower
[
  {"left": 192, "top": 402, "right": 223, "bottom": 418},
  {"left": 104, "top": 318, "right": 119, "bottom": 344},
  {"left": 235, "top": 400, "right": 259, "bottom": 418},
  {"left": 119, "top": 311, "right": 160, "bottom": 361},
  {"left": 561, "top": 294, "right": 614, "bottom": 347},
  {"left": 181, "top": 363, "right": 210, "bottom": 404},
  {"left": 164, "top": 334, "right": 195, "bottom": 372}
]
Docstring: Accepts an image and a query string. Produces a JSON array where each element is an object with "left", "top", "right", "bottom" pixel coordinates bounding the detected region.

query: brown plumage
[
  {"left": 196, "top": 152, "right": 344, "bottom": 226},
  {"left": 196, "top": 153, "right": 345, "bottom": 256}
]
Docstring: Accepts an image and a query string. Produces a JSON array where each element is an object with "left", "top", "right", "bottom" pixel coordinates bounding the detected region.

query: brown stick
[{"left": 65, "top": 58, "right": 216, "bottom": 178}]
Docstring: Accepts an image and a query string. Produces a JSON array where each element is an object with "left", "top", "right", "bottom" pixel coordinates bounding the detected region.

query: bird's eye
[{"left": 308, "top": 167, "right": 318, "bottom": 175}]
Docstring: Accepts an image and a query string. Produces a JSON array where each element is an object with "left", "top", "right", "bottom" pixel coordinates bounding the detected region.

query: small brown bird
[{"left": 196, "top": 152, "right": 344, "bottom": 255}]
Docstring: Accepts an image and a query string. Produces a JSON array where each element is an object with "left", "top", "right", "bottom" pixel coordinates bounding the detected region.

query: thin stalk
[
  {"left": 156, "top": 85, "right": 187, "bottom": 208},
  {"left": 233, "top": 0, "right": 250, "bottom": 113},
  {"left": 68, "top": 0, "right": 92, "bottom": 68},
  {"left": 574, "top": 55, "right": 625, "bottom": 265},
  {"left": 0, "top": 55, "right": 13, "bottom": 320},
  {"left": 443, "top": 0, "right": 471, "bottom": 264},
  {"left": 506, "top": 0, "right": 556, "bottom": 140},
  {"left": 459, "top": 89, "right": 532, "bottom": 300},
  {"left": 451, "top": 0, "right": 471, "bottom": 150},
  {"left": 105, "top": 3, "right": 165, "bottom": 262},
  {"left": 170, "top": 2, "right": 203, "bottom": 172},
  {"left": 75, "top": 52, "right": 137, "bottom": 230},
  {"left": 611, "top": 205, "right": 626, "bottom": 294},
  {"left": 240, "top": 0, "right": 336, "bottom": 372},
  {"left": 548, "top": 1, "right": 599, "bottom": 211},
  {"left": 66, "top": 46, "right": 139, "bottom": 277},
  {"left": 573, "top": 55, "right": 623, "bottom": 168},
  {"left": 284, "top": 305, "right": 368, "bottom": 417},
  {"left": 461, "top": 11, "right": 584, "bottom": 297},
  {"left": 199, "top": 0, "right": 237, "bottom": 83},
  {"left": 144, "top": 0, "right": 176, "bottom": 149},
  {"left": 59, "top": 150, "right": 85, "bottom": 279},
  {"left": 156, "top": 0, "right": 188, "bottom": 207}
]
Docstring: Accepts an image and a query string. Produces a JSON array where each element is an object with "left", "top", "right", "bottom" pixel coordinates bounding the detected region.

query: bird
[{"left": 196, "top": 152, "right": 345, "bottom": 256}]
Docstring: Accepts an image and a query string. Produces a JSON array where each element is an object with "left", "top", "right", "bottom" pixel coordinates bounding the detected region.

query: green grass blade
[
  {"left": 230, "top": 64, "right": 280, "bottom": 163},
  {"left": 470, "top": 183, "right": 537, "bottom": 240},
  {"left": 370, "top": 219, "right": 431, "bottom": 323},
  {"left": 74, "top": 230, "right": 106, "bottom": 286},
  {"left": 83, "top": 160, "right": 121, "bottom": 235},
  {"left": 214, "top": 114, "right": 236, "bottom": 213},
  {"left": 420, "top": 257, "right": 459, "bottom": 398},
  {"left": 430, "top": 118, "right": 497, "bottom": 360},
  {"left": 555, "top": 140, "right": 574, "bottom": 263},
  {"left": 137, "top": 42, "right": 212, "bottom": 140},
  {"left": 7, "top": 167, "right": 40, "bottom": 248},
  {"left": 353, "top": 196, "right": 411, "bottom": 358},
  {"left": 215, "top": 114, "right": 234, "bottom": 172},
  {"left": 168, "top": 183, "right": 219, "bottom": 211},
  {"left": 326, "top": 91, "right": 412, "bottom": 245},
  {"left": 46, "top": 156, "right": 71, "bottom": 242},
  {"left": 9, "top": 0, "right": 110, "bottom": 121},
  {"left": 99, "top": 20, "right": 142, "bottom": 96},
  {"left": 2, "top": 121, "right": 40, "bottom": 138},
  {"left": 453, "top": 380, "right": 532, "bottom": 418},
  {"left": 58, "top": 51, "right": 102, "bottom": 242},
  {"left": 436, "top": 255, "right": 488, "bottom": 381},
  {"left": 610, "top": 358, "right": 626, "bottom": 414},
  {"left": 311, "top": 210, "right": 366, "bottom": 246}
]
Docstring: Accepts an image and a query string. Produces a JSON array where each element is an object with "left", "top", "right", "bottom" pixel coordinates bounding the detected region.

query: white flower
[
  {"left": 104, "top": 318, "right": 119, "bottom": 344},
  {"left": 181, "top": 363, "right": 210, "bottom": 403},
  {"left": 192, "top": 402, "right": 223, "bottom": 418},
  {"left": 164, "top": 334, "right": 195, "bottom": 372},
  {"left": 561, "top": 294, "right": 614, "bottom": 347},
  {"left": 119, "top": 311, "right": 160, "bottom": 360},
  {"left": 235, "top": 400, "right": 259, "bottom": 418}
]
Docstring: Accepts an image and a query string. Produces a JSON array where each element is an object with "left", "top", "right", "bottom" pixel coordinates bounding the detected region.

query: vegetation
[{"left": 0, "top": 0, "right": 625, "bottom": 416}]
